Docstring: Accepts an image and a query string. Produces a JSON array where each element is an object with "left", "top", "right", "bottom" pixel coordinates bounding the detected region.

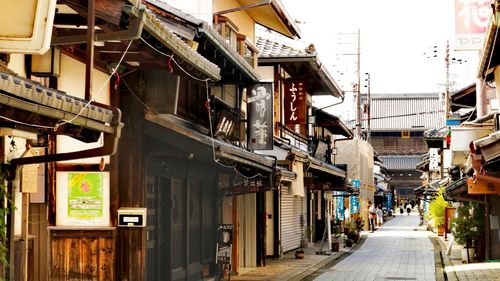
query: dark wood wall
[{"left": 114, "top": 71, "right": 146, "bottom": 280}]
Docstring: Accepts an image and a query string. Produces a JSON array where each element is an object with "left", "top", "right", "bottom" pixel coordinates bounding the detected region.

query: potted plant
[
  {"left": 344, "top": 222, "right": 359, "bottom": 248},
  {"left": 428, "top": 187, "right": 450, "bottom": 235},
  {"left": 452, "top": 202, "right": 484, "bottom": 263},
  {"left": 295, "top": 226, "right": 310, "bottom": 259}
]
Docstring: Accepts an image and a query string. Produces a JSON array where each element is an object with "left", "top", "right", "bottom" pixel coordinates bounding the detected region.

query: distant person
[
  {"left": 399, "top": 203, "right": 404, "bottom": 215},
  {"left": 406, "top": 202, "right": 412, "bottom": 215},
  {"left": 344, "top": 207, "right": 350, "bottom": 223},
  {"left": 367, "top": 201, "right": 376, "bottom": 232},
  {"left": 376, "top": 204, "right": 384, "bottom": 227}
]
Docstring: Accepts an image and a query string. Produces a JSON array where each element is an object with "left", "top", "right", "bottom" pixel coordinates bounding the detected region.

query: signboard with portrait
[
  {"left": 454, "top": 0, "right": 491, "bottom": 50},
  {"left": 56, "top": 172, "right": 110, "bottom": 226},
  {"left": 216, "top": 224, "right": 233, "bottom": 264},
  {"left": 284, "top": 80, "right": 306, "bottom": 125},
  {"left": 247, "top": 83, "right": 274, "bottom": 150}
]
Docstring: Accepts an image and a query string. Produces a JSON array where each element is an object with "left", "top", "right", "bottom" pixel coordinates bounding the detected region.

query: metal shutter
[{"left": 280, "top": 186, "right": 303, "bottom": 253}]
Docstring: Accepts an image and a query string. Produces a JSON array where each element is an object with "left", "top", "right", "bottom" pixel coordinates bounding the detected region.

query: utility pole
[
  {"left": 365, "top": 72, "right": 371, "bottom": 142},
  {"left": 444, "top": 40, "right": 450, "bottom": 123},
  {"left": 355, "top": 28, "right": 361, "bottom": 139}
]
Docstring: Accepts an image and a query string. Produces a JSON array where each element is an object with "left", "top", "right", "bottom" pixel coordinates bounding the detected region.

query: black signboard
[
  {"left": 247, "top": 83, "right": 273, "bottom": 150},
  {"left": 216, "top": 224, "right": 233, "bottom": 264}
]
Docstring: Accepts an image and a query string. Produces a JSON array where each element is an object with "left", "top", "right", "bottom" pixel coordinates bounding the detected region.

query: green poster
[{"left": 68, "top": 172, "right": 103, "bottom": 220}]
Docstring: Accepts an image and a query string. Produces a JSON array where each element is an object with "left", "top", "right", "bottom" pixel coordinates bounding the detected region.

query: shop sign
[
  {"left": 455, "top": 0, "right": 491, "bottom": 50},
  {"left": 467, "top": 177, "right": 500, "bottom": 194},
  {"left": 216, "top": 224, "right": 233, "bottom": 264},
  {"left": 247, "top": 83, "right": 273, "bottom": 150},
  {"left": 350, "top": 179, "right": 360, "bottom": 214},
  {"left": 225, "top": 174, "right": 265, "bottom": 196},
  {"left": 284, "top": 80, "right": 306, "bottom": 125}
]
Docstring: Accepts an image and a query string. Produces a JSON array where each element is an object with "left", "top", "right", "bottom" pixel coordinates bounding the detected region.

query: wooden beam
[
  {"left": 58, "top": 0, "right": 126, "bottom": 26},
  {"left": 85, "top": 0, "right": 96, "bottom": 100}
]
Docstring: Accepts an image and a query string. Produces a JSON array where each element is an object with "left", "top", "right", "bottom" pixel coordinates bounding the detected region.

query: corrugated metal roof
[
  {"left": 368, "top": 94, "right": 444, "bottom": 131},
  {"left": 379, "top": 155, "right": 422, "bottom": 170}
]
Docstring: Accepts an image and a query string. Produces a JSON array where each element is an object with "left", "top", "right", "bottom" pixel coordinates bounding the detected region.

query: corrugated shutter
[{"left": 281, "top": 186, "right": 303, "bottom": 253}]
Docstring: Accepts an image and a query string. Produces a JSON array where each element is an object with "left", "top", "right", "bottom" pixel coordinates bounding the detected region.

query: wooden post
[
  {"left": 21, "top": 193, "right": 29, "bottom": 281},
  {"left": 85, "top": 0, "right": 95, "bottom": 100}
]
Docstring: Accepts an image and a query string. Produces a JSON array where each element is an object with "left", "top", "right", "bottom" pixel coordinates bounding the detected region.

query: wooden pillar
[{"left": 231, "top": 196, "right": 238, "bottom": 275}]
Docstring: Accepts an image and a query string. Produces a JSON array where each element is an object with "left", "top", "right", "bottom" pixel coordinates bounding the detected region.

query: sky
[{"left": 279, "top": 0, "right": 483, "bottom": 119}]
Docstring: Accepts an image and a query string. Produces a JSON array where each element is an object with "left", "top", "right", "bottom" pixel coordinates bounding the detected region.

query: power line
[{"left": 346, "top": 109, "right": 444, "bottom": 122}]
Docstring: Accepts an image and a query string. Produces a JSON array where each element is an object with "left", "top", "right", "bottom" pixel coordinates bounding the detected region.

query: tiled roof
[
  {"left": 368, "top": 93, "right": 444, "bottom": 131},
  {"left": 256, "top": 36, "right": 313, "bottom": 58},
  {"left": 379, "top": 155, "right": 422, "bottom": 170}
]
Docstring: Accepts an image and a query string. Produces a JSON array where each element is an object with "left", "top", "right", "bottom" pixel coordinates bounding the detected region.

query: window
[{"left": 177, "top": 78, "right": 209, "bottom": 125}]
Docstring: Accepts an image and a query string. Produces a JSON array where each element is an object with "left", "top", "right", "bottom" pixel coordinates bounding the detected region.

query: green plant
[
  {"left": 452, "top": 202, "right": 484, "bottom": 247},
  {"left": 0, "top": 164, "right": 12, "bottom": 280},
  {"left": 428, "top": 187, "right": 450, "bottom": 227}
]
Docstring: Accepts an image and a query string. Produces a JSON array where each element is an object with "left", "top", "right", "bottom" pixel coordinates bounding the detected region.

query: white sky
[{"left": 279, "top": 0, "right": 482, "bottom": 119}]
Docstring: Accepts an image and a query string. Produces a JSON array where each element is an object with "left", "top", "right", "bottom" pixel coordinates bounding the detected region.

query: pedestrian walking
[
  {"left": 399, "top": 203, "right": 404, "bottom": 215},
  {"left": 376, "top": 204, "right": 383, "bottom": 227},
  {"left": 367, "top": 201, "right": 376, "bottom": 232},
  {"left": 406, "top": 202, "right": 412, "bottom": 215}
]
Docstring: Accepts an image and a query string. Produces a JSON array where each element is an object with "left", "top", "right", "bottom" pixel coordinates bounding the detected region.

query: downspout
[{"left": 10, "top": 110, "right": 123, "bottom": 166}]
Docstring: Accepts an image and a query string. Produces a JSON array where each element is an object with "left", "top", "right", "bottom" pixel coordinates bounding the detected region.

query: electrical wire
[
  {"left": 140, "top": 37, "right": 211, "bottom": 83},
  {"left": 347, "top": 109, "right": 445, "bottom": 122},
  {"left": 56, "top": 39, "right": 135, "bottom": 129},
  {"left": 122, "top": 78, "right": 158, "bottom": 114}
]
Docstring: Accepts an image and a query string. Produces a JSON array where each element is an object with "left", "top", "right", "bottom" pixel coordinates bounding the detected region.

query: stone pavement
[
  {"left": 230, "top": 239, "right": 353, "bottom": 281},
  {"left": 314, "top": 212, "right": 436, "bottom": 281},
  {"left": 436, "top": 233, "right": 500, "bottom": 281}
]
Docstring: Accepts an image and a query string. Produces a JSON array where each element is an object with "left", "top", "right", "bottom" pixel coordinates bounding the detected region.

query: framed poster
[{"left": 56, "top": 172, "right": 110, "bottom": 226}]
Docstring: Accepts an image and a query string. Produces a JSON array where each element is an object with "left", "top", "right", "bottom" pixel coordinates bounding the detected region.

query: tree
[{"left": 428, "top": 187, "right": 450, "bottom": 227}]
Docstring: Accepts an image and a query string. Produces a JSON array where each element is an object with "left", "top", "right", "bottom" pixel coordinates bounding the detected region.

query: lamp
[{"left": 31, "top": 46, "right": 60, "bottom": 77}]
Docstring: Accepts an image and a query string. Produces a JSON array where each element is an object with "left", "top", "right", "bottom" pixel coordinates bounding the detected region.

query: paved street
[{"left": 314, "top": 212, "right": 436, "bottom": 281}]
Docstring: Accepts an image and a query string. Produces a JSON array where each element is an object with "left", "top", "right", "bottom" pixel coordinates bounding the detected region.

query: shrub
[
  {"left": 428, "top": 187, "right": 450, "bottom": 227},
  {"left": 452, "top": 202, "right": 484, "bottom": 247}
]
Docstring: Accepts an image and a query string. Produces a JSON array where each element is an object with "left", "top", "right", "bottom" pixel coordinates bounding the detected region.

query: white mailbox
[{"left": 118, "top": 207, "right": 147, "bottom": 227}]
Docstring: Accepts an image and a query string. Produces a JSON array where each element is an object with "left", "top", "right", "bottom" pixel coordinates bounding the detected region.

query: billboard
[
  {"left": 455, "top": 0, "right": 492, "bottom": 50},
  {"left": 247, "top": 83, "right": 274, "bottom": 150}
]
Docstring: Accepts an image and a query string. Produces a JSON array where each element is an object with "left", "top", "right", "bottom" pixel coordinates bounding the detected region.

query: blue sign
[
  {"left": 335, "top": 191, "right": 344, "bottom": 220},
  {"left": 350, "top": 179, "right": 360, "bottom": 214}
]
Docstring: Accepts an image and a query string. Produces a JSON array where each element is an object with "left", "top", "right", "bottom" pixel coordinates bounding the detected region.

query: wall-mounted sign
[
  {"left": 247, "top": 83, "right": 273, "bottom": 150},
  {"left": 118, "top": 207, "right": 147, "bottom": 227},
  {"left": 284, "top": 80, "right": 306, "bottom": 125},
  {"left": 216, "top": 224, "right": 233, "bottom": 264},
  {"left": 454, "top": 0, "right": 491, "bottom": 50},
  {"left": 56, "top": 172, "right": 110, "bottom": 226},
  {"left": 226, "top": 174, "right": 265, "bottom": 196}
]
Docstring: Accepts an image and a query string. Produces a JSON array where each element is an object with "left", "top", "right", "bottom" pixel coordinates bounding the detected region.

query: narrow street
[{"left": 314, "top": 212, "right": 436, "bottom": 281}]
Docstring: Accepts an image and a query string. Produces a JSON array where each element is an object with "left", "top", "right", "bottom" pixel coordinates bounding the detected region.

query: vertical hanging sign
[
  {"left": 454, "top": 0, "right": 491, "bottom": 50},
  {"left": 284, "top": 80, "right": 306, "bottom": 125},
  {"left": 247, "top": 83, "right": 273, "bottom": 150}
]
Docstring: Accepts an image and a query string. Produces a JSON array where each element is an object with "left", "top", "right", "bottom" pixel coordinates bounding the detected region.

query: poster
[
  {"left": 56, "top": 172, "right": 110, "bottom": 226},
  {"left": 68, "top": 173, "right": 103, "bottom": 219}
]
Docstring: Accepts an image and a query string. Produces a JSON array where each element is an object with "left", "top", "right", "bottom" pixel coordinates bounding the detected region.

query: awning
[
  {"left": 445, "top": 177, "right": 484, "bottom": 204},
  {"left": 256, "top": 37, "right": 343, "bottom": 98},
  {"left": 0, "top": 69, "right": 123, "bottom": 165},
  {"left": 215, "top": 0, "right": 301, "bottom": 39},
  {"left": 312, "top": 108, "right": 353, "bottom": 138},
  {"left": 307, "top": 156, "right": 345, "bottom": 178},
  {"left": 145, "top": 113, "right": 275, "bottom": 173}
]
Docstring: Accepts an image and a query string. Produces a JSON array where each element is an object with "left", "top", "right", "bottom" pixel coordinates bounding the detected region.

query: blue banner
[
  {"left": 350, "top": 180, "right": 360, "bottom": 214},
  {"left": 335, "top": 191, "right": 344, "bottom": 220}
]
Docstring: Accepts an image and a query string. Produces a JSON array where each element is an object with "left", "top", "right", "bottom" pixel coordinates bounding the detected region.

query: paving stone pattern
[{"left": 314, "top": 213, "right": 436, "bottom": 281}]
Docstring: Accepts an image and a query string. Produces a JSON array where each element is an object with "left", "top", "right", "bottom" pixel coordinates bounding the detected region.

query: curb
[{"left": 431, "top": 235, "right": 458, "bottom": 281}]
